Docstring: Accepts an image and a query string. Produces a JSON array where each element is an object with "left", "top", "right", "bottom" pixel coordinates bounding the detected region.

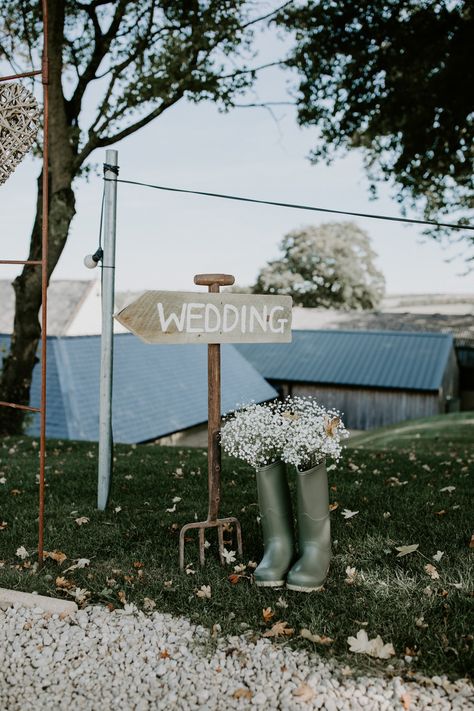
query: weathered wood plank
[{"left": 115, "top": 291, "right": 293, "bottom": 344}]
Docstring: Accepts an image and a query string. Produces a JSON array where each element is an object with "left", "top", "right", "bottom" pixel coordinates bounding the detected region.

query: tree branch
[{"left": 68, "top": 0, "right": 129, "bottom": 119}]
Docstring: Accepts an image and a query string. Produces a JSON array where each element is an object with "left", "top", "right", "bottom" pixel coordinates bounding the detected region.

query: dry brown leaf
[
  {"left": 55, "top": 576, "right": 74, "bottom": 590},
  {"left": 262, "top": 607, "right": 274, "bottom": 623},
  {"left": 75, "top": 516, "right": 90, "bottom": 526},
  {"left": 160, "top": 649, "right": 170, "bottom": 659},
  {"left": 43, "top": 550, "right": 67, "bottom": 565},
  {"left": 329, "top": 502, "right": 339, "bottom": 512},
  {"left": 300, "top": 628, "right": 334, "bottom": 645},
  {"left": 293, "top": 683, "right": 316, "bottom": 703},
  {"left": 117, "top": 590, "right": 127, "bottom": 604},
  {"left": 232, "top": 688, "right": 253, "bottom": 700},
  {"left": 470, "top": 533, "right": 474, "bottom": 549},
  {"left": 133, "top": 561, "right": 144, "bottom": 568},
  {"left": 263, "top": 621, "right": 294, "bottom": 637},
  {"left": 228, "top": 573, "right": 241, "bottom": 585},
  {"left": 424, "top": 563, "right": 440, "bottom": 580}
]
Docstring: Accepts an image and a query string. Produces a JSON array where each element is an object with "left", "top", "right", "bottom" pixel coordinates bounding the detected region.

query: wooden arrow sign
[{"left": 115, "top": 290, "right": 292, "bottom": 344}]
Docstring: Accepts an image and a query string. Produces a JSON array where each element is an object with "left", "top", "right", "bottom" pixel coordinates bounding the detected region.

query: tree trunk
[{"left": 0, "top": 0, "right": 76, "bottom": 435}]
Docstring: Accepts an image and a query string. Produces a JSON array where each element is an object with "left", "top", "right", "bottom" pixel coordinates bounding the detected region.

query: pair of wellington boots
[{"left": 254, "top": 460, "right": 331, "bottom": 592}]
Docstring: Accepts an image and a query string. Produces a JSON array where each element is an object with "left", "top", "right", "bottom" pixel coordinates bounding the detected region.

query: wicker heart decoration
[{"left": 0, "top": 82, "right": 40, "bottom": 186}]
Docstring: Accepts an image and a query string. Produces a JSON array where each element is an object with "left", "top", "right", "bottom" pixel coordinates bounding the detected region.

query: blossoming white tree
[{"left": 253, "top": 222, "right": 385, "bottom": 309}]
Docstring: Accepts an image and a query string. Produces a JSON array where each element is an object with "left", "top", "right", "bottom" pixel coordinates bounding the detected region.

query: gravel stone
[{"left": 0, "top": 604, "right": 472, "bottom": 710}]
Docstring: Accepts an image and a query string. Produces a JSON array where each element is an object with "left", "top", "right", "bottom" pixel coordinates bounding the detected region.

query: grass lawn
[{"left": 0, "top": 416, "right": 472, "bottom": 680}]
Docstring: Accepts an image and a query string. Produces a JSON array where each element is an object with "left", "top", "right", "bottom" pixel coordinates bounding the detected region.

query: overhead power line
[{"left": 104, "top": 176, "right": 474, "bottom": 232}]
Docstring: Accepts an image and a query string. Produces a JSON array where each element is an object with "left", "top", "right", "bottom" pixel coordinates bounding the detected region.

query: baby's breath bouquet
[
  {"left": 221, "top": 397, "right": 348, "bottom": 471},
  {"left": 279, "top": 396, "right": 348, "bottom": 470},
  {"left": 220, "top": 402, "right": 290, "bottom": 469}
]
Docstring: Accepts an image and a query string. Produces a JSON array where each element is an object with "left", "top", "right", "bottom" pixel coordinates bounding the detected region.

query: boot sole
[
  {"left": 255, "top": 580, "right": 285, "bottom": 588},
  {"left": 286, "top": 583, "right": 324, "bottom": 593}
]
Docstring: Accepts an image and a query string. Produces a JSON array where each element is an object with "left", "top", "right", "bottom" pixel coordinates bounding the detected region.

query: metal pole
[
  {"left": 97, "top": 149, "right": 118, "bottom": 510},
  {"left": 38, "top": 0, "right": 49, "bottom": 569}
]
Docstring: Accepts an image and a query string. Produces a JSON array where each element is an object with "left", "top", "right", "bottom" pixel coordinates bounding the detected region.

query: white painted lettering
[
  {"left": 223, "top": 304, "right": 239, "bottom": 332},
  {"left": 186, "top": 302, "right": 205, "bottom": 332},
  {"left": 241, "top": 305, "right": 247, "bottom": 333},
  {"left": 157, "top": 303, "right": 186, "bottom": 333},
  {"left": 249, "top": 305, "right": 267, "bottom": 333},
  {"left": 204, "top": 303, "right": 221, "bottom": 332},
  {"left": 269, "top": 306, "right": 288, "bottom": 333}
]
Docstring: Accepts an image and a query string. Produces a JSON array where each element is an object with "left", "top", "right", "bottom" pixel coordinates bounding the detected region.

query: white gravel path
[{"left": 0, "top": 604, "right": 472, "bottom": 710}]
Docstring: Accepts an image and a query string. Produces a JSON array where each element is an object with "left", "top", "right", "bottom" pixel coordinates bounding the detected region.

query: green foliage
[
  {"left": 277, "top": 1, "right": 474, "bottom": 251},
  {"left": 0, "top": 434, "right": 472, "bottom": 679},
  {"left": 0, "top": 1, "right": 273, "bottom": 165},
  {"left": 253, "top": 221, "right": 385, "bottom": 309}
]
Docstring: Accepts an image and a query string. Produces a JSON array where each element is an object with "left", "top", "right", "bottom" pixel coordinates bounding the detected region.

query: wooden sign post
[{"left": 115, "top": 275, "right": 292, "bottom": 569}]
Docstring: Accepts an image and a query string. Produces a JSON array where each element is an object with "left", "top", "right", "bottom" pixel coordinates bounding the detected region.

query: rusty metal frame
[{"left": 0, "top": 0, "right": 49, "bottom": 567}]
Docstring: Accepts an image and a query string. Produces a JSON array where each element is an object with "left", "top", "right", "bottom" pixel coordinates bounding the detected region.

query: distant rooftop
[
  {"left": 236, "top": 330, "right": 455, "bottom": 392},
  {"left": 0, "top": 280, "right": 94, "bottom": 336},
  {"left": 0, "top": 333, "right": 277, "bottom": 443}
]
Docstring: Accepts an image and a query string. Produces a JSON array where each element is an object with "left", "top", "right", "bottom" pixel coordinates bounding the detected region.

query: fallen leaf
[
  {"left": 424, "top": 563, "right": 440, "bottom": 580},
  {"left": 43, "top": 550, "right": 67, "bottom": 565},
  {"left": 329, "top": 502, "right": 339, "bottom": 512},
  {"left": 263, "top": 621, "right": 294, "bottom": 637},
  {"left": 222, "top": 548, "right": 236, "bottom": 565},
  {"left": 415, "top": 616, "right": 428, "bottom": 629},
  {"left": 114, "top": 506, "right": 122, "bottom": 513},
  {"left": 232, "top": 689, "right": 253, "bottom": 700},
  {"left": 143, "top": 597, "right": 156, "bottom": 611},
  {"left": 440, "top": 486, "right": 455, "bottom": 493},
  {"left": 196, "top": 585, "right": 211, "bottom": 599},
  {"left": 341, "top": 509, "right": 359, "bottom": 519},
  {"left": 0, "top": 522, "right": 7, "bottom": 530},
  {"left": 160, "top": 649, "right": 170, "bottom": 659},
  {"left": 233, "top": 563, "right": 246, "bottom": 573},
  {"left": 172, "top": 496, "right": 181, "bottom": 503},
  {"left": 63, "top": 558, "right": 89, "bottom": 573},
  {"left": 165, "top": 504, "right": 176, "bottom": 513},
  {"left": 470, "top": 534, "right": 474, "bottom": 549},
  {"left": 347, "top": 629, "right": 395, "bottom": 659},
  {"left": 344, "top": 566, "right": 357, "bottom": 584},
  {"left": 67, "top": 587, "right": 90, "bottom": 604},
  {"left": 293, "top": 683, "right": 315, "bottom": 703},
  {"left": 75, "top": 516, "right": 90, "bottom": 526},
  {"left": 433, "top": 551, "right": 444, "bottom": 562},
  {"left": 383, "top": 511, "right": 391, "bottom": 519},
  {"left": 55, "top": 576, "right": 75, "bottom": 590},
  {"left": 228, "top": 574, "right": 242, "bottom": 585},
  {"left": 16, "top": 546, "right": 29, "bottom": 560},
  {"left": 434, "top": 510, "right": 447, "bottom": 516},
  {"left": 300, "top": 628, "right": 333, "bottom": 645},
  {"left": 276, "top": 596, "right": 288, "bottom": 609},
  {"left": 262, "top": 607, "right": 274, "bottom": 623},
  {"left": 10, "top": 489, "right": 21, "bottom": 496},
  {"left": 117, "top": 590, "right": 127, "bottom": 604},
  {"left": 395, "top": 544, "right": 419, "bottom": 557}
]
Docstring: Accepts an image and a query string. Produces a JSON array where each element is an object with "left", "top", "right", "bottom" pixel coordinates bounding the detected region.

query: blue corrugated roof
[
  {"left": 0, "top": 334, "right": 277, "bottom": 443},
  {"left": 236, "top": 330, "right": 454, "bottom": 392}
]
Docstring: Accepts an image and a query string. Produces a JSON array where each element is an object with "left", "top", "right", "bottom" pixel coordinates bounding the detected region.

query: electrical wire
[{"left": 104, "top": 177, "right": 474, "bottom": 232}]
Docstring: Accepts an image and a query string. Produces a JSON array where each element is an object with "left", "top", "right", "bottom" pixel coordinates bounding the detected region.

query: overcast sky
[{"left": 1, "top": 27, "right": 472, "bottom": 296}]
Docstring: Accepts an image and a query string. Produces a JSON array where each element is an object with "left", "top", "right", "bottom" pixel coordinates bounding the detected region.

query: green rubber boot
[
  {"left": 254, "top": 461, "right": 295, "bottom": 588},
  {"left": 286, "top": 460, "right": 331, "bottom": 593}
]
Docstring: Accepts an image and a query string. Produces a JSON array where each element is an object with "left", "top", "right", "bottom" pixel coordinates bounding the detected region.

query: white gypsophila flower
[
  {"left": 220, "top": 401, "right": 290, "bottom": 469},
  {"left": 278, "top": 396, "right": 349, "bottom": 470}
]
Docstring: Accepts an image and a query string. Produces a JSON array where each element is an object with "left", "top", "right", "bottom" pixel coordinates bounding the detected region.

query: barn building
[
  {"left": 236, "top": 330, "right": 459, "bottom": 430},
  {"left": 0, "top": 333, "right": 277, "bottom": 444}
]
